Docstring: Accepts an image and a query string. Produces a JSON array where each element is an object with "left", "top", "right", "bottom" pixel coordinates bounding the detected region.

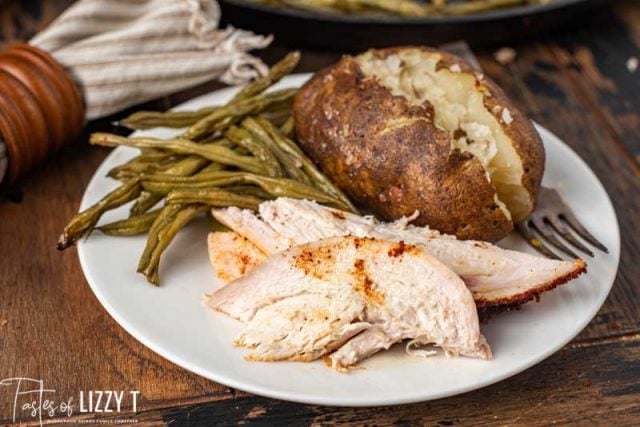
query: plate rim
[{"left": 77, "top": 74, "right": 620, "bottom": 407}]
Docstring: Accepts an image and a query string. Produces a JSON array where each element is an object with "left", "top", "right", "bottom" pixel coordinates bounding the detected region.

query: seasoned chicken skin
[
  {"left": 211, "top": 198, "right": 586, "bottom": 314},
  {"left": 207, "top": 236, "right": 491, "bottom": 370},
  {"left": 207, "top": 232, "right": 267, "bottom": 284}
]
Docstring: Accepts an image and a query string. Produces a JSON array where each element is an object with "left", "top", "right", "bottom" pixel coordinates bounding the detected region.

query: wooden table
[{"left": 1, "top": 1, "right": 639, "bottom": 425}]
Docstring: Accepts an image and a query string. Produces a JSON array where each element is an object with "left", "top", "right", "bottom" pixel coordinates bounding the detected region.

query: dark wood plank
[
  {"left": 10, "top": 337, "right": 639, "bottom": 426},
  {"left": 551, "top": 1, "right": 640, "bottom": 163}
]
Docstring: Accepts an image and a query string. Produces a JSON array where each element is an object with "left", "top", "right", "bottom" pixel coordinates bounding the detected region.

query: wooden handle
[{"left": 0, "top": 43, "right": 84, "bottom": 185}]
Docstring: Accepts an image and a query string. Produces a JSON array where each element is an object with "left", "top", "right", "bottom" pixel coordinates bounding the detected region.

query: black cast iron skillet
[{"left": 220, "top": 0, "right": 599, "bottom": 49}]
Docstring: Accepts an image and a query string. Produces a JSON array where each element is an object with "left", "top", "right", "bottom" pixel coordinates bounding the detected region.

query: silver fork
[
  {"left": 516, "top": 188, "right": 608, "bottom": 259},
  {"left": 439, "top": 41, "right": 608, "bottom": 259}
]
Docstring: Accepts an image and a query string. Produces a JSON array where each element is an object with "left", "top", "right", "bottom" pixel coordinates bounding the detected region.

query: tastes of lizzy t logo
[{"left": 1, "top": 377, "right": 139, "bottom": 425}]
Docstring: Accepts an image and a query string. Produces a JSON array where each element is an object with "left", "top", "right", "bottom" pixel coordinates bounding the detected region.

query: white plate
[{"left": 78, "top": 74, "right": 620, "bottom": 407}]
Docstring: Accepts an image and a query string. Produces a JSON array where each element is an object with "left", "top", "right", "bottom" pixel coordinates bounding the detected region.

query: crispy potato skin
[{"left": 294, "top": 47, "right": 544, "bottom": 241}]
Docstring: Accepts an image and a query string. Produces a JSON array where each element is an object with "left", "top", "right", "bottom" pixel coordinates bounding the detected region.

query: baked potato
[{"left": 293, "top": 46, "right": 544, "bottom": 241}]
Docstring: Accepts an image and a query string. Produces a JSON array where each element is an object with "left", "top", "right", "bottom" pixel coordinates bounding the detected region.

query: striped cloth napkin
[{"left": 0, "top": 0, "right": 271, "bottom": 185}]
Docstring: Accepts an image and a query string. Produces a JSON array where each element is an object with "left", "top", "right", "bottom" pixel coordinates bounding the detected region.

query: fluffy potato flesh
[{"left": 356, "top": 49, "right": 532, "bottom": 222}]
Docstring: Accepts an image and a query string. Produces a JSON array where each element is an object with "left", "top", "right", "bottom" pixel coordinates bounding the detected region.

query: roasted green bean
[
  {"left": 232, "top": 51, "right": 301, "bottom": 101},
  {"left": 97, "top": 209, "right": 161, "bottom": 236},
  {"left": 226, "top": 185, "right": 275, "bottom": 200},
  {"left": 131, "top": 160, "right": 226, "bottom": 216},
  {"left": 258, "top": 108, "right": 292, "bottom": 128},
  {"left": 120, "top": 52, "right": 299, "bottom": 131},
  {"left": 166, "top": 189, "right": 263, "bottom": 210},
  {"left": 280, "top": 116, "right": 295, "bottom": 137},
  {"left": 107, "top": 153, "right": 177, "bottom": 181},
  {"left": 129, "top": 156, "right": 210, "bottom": 216},
  {"left": 59, "top": 51, "right": 361, "bottom": 287},
  {"left": 121, "top": 103, "right": 292, "bottom": 131},
  {"left": 140, "top": 204, "right": 208, "bottom": 285},
  {"left": 137, "top": 203, "right": 184, "bottom": 274},
  {"left": 207, "top": 212, "right": 230, "bottom": 232},
  {"left": 182, "top": 88, "right": 297, "bottom": 141},
  {"left": 253, "top": 117, "right": 358, "bottom": 212},
  {"left": 241, "top": 117, "right": 312, "bottom": 186},
  {"left": 130, "top": 192, "right": 162, "bottom": 216},
  {"left": 91, "top": 133, "right": 268, "bottom": 175},
  {"left": 57, "top": 179, "right": 142, "bottom": 249},
  {"left": 140, "top": 171, "right": 349, "bottom": 210},
  {"left": 120, "top": 108, "right": 218, "bottom": 130},
  {"left": 225, "top": 126, "right": 284, "bottom": 177}
]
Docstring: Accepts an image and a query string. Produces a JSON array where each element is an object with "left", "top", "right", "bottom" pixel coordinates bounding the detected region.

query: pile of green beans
[{"left": 57, "top": 52, "right": 358, "bottom": 286}]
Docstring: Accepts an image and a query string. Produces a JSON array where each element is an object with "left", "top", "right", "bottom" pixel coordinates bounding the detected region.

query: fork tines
[{"left": 517, "top": 187, "right": 608, "bottom": 260}]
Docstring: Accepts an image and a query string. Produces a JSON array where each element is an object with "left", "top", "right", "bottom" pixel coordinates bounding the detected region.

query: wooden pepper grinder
[{"left": 0, "top": 43, "right": 84, "bottom": 185}]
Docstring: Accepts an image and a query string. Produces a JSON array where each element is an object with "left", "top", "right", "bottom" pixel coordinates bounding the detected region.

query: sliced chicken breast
[
  {"left": 207, "top": 236, "right": 491, "bottom": 370},
  {"left": 211, "top": 207, "right": 292, "bottom": 254},
  {"left": 211, "top": 198, "right": 586, "bottom": 315},
  {"left": 207, "top": 232, "right": 267, "bottom": 284}
]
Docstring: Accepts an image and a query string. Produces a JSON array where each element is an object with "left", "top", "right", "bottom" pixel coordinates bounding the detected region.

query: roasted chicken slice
[
  {"left": 207, "top": 236, "right": 491, "bottom": 370},
  {"left": 207, "top": 232, "right": 267, "bottom": 284},
  {"left": 210, "top": 198, "right": 586, "bottom": 315}
]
